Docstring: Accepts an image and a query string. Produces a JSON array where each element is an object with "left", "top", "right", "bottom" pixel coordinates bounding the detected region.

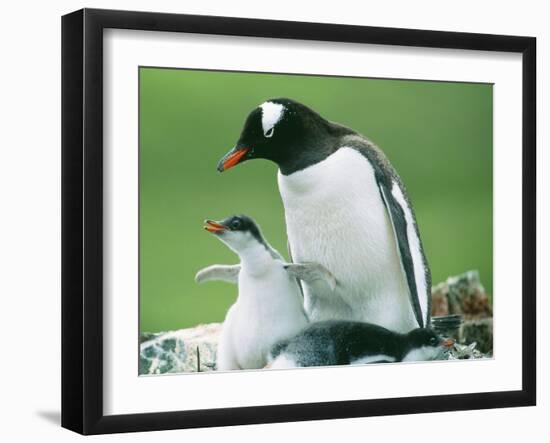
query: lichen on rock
[
  {"left": 431, "top": 270, "right": 492, "bottom": 319},
  {"left": 431, "top": 270, "right": 493, "bottom": 356},
  {"left": 139, "top": 323, "right": 221, "bottom": 374}
]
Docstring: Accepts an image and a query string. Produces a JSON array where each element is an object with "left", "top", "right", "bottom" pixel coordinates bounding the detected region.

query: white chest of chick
[{"left": 218, "top": 252, "right": 308, "bottom": 370}]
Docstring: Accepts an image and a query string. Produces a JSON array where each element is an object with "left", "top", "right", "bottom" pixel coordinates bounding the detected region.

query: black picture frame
[{"left": 61, "top": 8, "right": 536, "bottom": 435}]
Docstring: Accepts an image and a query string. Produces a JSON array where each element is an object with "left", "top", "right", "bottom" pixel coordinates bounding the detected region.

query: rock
[
  {"left": 431, "top": 291, "right": 450, "bottom": 318},
  {"left": 139, "top": 323, "right": 221, "bottom": 375},
  {"left": 459, "top": 318, "right": 493, "bottom": 354},
  {"left": 431, "top": 271, "right": 493, "bottom": 355},
  {"left": 447, "top": 341, "right": 488, "bottom": 360},
  {"left": 139, "top": 331, "right": 159, "bottom": 344},
  {"left": 431, "top": 270, "right": 492, "bottom": 319},
  {"left": 431, "top": 316, "right": 493, "bottom": 356}
]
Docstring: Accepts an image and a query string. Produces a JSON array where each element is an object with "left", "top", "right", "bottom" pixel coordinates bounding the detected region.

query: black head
[
  {"left": 406, "top": 328, "right": 444, "bottom": 349},
  {"left": 203, "top": 215, "right": 267, "bottom": 252},
  {"left": 217, "top": 98, "right": 349, "bottom": 175},
  {"left": 204, "top": 214, "right": 259, "bottom": 236},
  {"left": 403, "top": 328, "right": 455, "bottom": 360}
]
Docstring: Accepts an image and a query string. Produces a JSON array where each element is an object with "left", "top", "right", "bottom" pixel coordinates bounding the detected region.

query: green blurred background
[{"left": 139, "top": 67, "right": 493, "bottom": 334}]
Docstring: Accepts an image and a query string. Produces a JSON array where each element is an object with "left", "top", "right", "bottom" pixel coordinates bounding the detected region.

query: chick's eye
[
  {"left": 231, "top": 219, "right": 241, "bottom": 230},
  {"left": 264, "top": 127, "right": 274, "bottom": 138}
]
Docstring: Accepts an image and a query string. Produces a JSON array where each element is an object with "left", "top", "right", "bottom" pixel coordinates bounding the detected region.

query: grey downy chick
[{"left": 268, "top": 320, "right": 455, "bottom": 369}]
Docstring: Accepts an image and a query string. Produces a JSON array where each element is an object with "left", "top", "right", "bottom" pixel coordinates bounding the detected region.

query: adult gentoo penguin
[
  {"left": 268, "top": 320, "right": 454, "bottom": 369},
  {"left": 217, "top": 98, "right": 431, "bottom": 332},
  {"left": 196, "top": 215, "right": 335, "bottom": 370}
]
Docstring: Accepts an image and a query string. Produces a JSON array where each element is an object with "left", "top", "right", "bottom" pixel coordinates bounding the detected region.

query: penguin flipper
[
  {"left": 194, "top": 264, "right": 241, "bottom": 284},
  {"left": 347, "top": 143, "right": 432, "bottom": 328},
  {"left": 287, "top": 241, "right": 305, "bottom": 297},
  {"left": 284, "top": 262, "right": 337, "bottom": 291},
  {"left": 377, "top": 181, "right": 430, "bottom": 328}
]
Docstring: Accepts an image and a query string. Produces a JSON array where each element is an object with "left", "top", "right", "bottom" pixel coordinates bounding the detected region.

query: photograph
[
  {"left": 56, "top": 6, "right": 537, "bottom": 436},
  {"left": 138, "top": 67, "right": 494, "bottom": 375}
]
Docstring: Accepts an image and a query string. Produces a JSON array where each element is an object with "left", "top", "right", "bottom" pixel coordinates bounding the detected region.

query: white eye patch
[{"left": 260, "top": 101, "right": 285, "bottom": 138}]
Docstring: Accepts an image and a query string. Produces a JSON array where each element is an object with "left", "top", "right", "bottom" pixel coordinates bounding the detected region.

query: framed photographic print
[{"left": 61, "top": 8, "right": 536, "bottom": 435}]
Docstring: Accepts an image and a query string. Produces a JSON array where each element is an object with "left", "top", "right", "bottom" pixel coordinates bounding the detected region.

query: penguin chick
[
  {"left": 196, "top": 215, "right": 336, "bottom": 371},
  {"left": 268, "top": 320, "right": 454, "bottom": 369}
]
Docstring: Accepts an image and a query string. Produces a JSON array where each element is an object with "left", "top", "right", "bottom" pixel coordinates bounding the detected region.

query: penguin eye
[
  {"left": 264, "top": 127, "right": 274, "bottom": 138},
  {"left": 231, "top": 219, "right": 242, "bottom": 230},
  {"left": 429, "top": 337, "right": 438, "bottom": 345}
]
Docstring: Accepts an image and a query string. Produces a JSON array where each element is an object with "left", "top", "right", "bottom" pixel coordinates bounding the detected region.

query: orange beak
[
  {"left": 204, "top": 220, "right": 228, "bottom": 233},
  {"left": 217, "top": 147, "right": 249, "bottom": 172},
  {"left": 441, "top": 338, "right": 455, "bottom": 349}
]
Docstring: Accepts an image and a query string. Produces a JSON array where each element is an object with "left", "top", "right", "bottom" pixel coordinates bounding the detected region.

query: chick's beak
[
  {"left": 204, "top": 219, "right": 228, "bottom": 233},
  {"left": 217, "top": 147, "right": 249, "bottom": 172}
]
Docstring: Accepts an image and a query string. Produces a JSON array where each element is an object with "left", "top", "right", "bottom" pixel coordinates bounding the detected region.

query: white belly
[
  {"left": 278, "top": 147, "right": 417, "bottom": 332},
  {"left": 218, "top": 264, "right": 308, "bottom": 370}
]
